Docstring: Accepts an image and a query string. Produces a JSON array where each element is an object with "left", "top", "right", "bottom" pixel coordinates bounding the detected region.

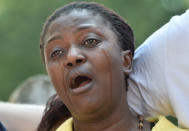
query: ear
[{"left": 122, "top": 50, "right": 132, "bottom": 75}]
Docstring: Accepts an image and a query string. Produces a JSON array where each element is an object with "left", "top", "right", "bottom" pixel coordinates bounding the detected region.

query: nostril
[
  {"left": 67, "top": 63, "right": 73, "bottom": 66},
  {"left": 76, "top": 59, "right": 83, "bottom": 64}
]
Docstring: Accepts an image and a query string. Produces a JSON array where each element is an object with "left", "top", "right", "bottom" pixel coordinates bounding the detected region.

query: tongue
[{"left": 79, "top": 79, "right": 91, "bottom": 87}]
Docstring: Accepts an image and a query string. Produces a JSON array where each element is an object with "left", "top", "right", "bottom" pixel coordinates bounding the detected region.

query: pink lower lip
[{"left": 70, "top": 80, "right": 93, "bottom": 95}]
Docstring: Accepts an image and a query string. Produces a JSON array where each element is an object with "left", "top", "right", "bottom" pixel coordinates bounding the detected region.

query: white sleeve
[
  {"left": 127, "top": 9, "right": 189, "bottom": 128},
  {"left": 0, "top": 102, "right": 45, "bottom": 131},
  {"left": 165, "top": 9, "right": 189, "bottom": 128}
]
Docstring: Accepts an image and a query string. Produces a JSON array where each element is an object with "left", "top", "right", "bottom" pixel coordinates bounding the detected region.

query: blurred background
[{"left": 0, "top": 0, "right": 189, "bottom": 101}]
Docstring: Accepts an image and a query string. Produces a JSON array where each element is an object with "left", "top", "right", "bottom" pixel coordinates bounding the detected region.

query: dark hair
[
  {"left": 37, "top": 94, "right": 71, "bottom": 131},
  {"left": 38, "top": 2, "right": 135, "bottom": 131}
]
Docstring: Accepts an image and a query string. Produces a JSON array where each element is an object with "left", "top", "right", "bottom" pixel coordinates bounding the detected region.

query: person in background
[
  {"left": 0, "top": 75, "right": 54, "bottom": 131},
  {"left": 0, "top": 122, "right": 6, "bottom": 131},
  {"left": 9, "top": 74, "right": 55, "bottom": 105},
  {"left": 0, "top": 102, "right": 44, "bottom": 131}
]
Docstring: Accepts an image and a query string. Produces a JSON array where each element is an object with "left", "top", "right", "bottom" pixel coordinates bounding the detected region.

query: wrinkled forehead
[
  {"left": 48, "top": 9, "right": 112, "bottom": 32},
  {"left": 44, "top": 9, "right": 114, "bottom": 44},
  {"left": 61, "top": 9, "right": 110, "bottom": 26}
]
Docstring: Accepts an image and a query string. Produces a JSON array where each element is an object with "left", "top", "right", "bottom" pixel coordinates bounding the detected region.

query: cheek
[
  {"left": 46, "top": 62, "right": 66, "bottom": 95},
  {"left": 87, "top": 48, "right": 114, "bottom": 89},
  {"left": 89, "top": 44, "right": 122, "bottom": 74},
  {"left": 90, "top": 46, "right": 123, "bottom": 90}
]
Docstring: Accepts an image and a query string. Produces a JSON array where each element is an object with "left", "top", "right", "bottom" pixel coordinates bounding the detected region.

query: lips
[{"left": 68, "top": 72, "right": 94, "bottom": 95}]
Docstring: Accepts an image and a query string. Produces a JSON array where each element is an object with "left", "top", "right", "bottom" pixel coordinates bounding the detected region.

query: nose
[{"left": 65, "top": 47, "right": 86, "bottom": 68}]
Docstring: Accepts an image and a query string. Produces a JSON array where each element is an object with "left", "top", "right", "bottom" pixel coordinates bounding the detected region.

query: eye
[
  {"left": 51, "top": 49, "right": 65, "bottom": 58},
  {"left": 82, "top": 38, "right": 101, "bottom": 48}
]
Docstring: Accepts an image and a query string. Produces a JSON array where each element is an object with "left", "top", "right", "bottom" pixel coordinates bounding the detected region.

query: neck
[{"left": 73, "top": 92, "right": 139, "bottom": 131}]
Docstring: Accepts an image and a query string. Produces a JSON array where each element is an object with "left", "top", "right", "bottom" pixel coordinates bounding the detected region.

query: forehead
[
  {"left": 45, "top": 9, "right": 113, "bottom": 39},
  {"left": 55, "top": 9, "right": 109, "bottom": 27}
]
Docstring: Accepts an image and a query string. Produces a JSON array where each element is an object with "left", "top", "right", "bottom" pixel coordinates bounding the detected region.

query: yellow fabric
[
  {"left": 57, "top": 117, "right": 189, "bottom": 131},
  {"left": 152, "top": 117, "right": 189, "bottom": 131},
  {"left": 146, "top": 117, "right": 158, "bottom": 122},
  {"left": 56, "top": 118, "right": 73, "bottom": 131}
]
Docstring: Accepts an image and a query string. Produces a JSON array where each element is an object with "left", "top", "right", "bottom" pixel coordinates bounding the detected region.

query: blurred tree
[{"left": 0, "top": 0, "right": 188, "bottom": 100}]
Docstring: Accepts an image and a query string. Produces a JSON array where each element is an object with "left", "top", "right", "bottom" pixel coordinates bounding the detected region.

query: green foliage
[
  {"left": 166, "top": 116, "right": 178, "bottom": 126},
  {"left": 0, "top": 0, "right": 188, "bottom": 100}
]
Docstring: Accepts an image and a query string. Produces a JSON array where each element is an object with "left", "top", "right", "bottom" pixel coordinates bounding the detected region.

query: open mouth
[{"left": 71, "top": 75, "right": 92, "bottom": 89}]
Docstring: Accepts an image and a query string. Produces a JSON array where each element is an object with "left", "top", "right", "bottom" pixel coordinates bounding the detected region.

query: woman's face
[{"left": 44, "top": 10, "right": 128, "bottom": 120}]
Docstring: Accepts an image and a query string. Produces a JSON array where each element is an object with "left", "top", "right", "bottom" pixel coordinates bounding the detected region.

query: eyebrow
[
  {"left": 46, "top": 25, "right": 100, "bottom": 44},
  {"left": 46, "top": 35, "right": 63, "bottom": 44},
  {"left": 78, "top": 25, "right": 91, "bottom": 30},
  {"left": 46, "top": 26, "right": 91, "bottom": 44},
  {"left": 75, "top": 25, "right": 95, "bottom": 33},
  {"left": 76, "top": 25, "right": 106, "bottom": 39}
]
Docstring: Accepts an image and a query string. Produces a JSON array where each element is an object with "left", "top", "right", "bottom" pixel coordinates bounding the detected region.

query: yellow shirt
[
  {"left": 57, "top": 117, "right": 189, "bottom": 131},
  {"left": 152, "top": 117, "right": 189, "bottom": 131},
  {"left": 56, "top": 118, "right": 73, "bottom": 131}
]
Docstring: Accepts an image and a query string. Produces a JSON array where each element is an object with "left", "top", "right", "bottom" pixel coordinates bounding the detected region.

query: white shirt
[
  {"left": 128, "top": 9, "right": 189, "bottom": 128},
  {"left": 0, "top": 102, "right": 45, "bottom": 131}
]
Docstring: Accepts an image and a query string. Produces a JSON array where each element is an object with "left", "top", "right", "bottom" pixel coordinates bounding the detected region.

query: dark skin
[{"left": 44, "top": 9, "right": 150, "bottom": 131}]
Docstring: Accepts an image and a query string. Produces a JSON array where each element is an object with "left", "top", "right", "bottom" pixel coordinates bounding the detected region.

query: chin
[{"left": 70, "top": 96, "right": 107, "bottom": 119}]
